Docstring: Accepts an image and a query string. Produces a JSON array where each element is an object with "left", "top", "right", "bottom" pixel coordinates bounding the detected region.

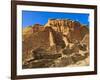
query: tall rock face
[
  {"left": 23, "top": 26, "right": 66, "bottom": 59},
  {"left": 45, "top": 19, "right": 69, "bottom": 34},
  {"left": 45, "top": 19, "right": 89, "bottom": 43},
  {"left": 22, "top": 19, "right": 89, "bottom": 68}
]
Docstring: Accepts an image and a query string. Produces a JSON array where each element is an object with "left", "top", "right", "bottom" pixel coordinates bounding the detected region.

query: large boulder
[
  {"left": 32, "top": 48, "right": 61, "bottom": 59},
  {"left": 51, "top": 57, "right": 73, "bottom": 67},
  {"left": 71, "top": 53, "right": 85, "bottom": 63}
]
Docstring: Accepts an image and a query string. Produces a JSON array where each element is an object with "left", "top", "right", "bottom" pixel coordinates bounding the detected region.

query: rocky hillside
[{"left": 22, "top": 19, "right": 89, "bottom": 69}]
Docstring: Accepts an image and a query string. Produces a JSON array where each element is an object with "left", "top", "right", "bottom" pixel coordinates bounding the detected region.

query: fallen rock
[
  {"left": 62, "top": 48, "right": 73, "bottom": 55},
  {"left": 78, "top": 44, "right": 87, "bottom": 51},
  {"left": 51, "top": 57, "right": 73, "bottom": 67},
  {"left": 71, "top": 53, "right": 85, "bottom": 63},
  {"left": 32, "top": 48, "right": 61, "bottom": 59},
  {"left": 23, "top": 59, "right": 54, "bottom": 68}
]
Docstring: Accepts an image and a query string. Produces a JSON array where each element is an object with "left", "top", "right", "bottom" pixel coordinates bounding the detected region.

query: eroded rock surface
[{"left": 22, "top": 19, "right": 89, "bottom": 69}]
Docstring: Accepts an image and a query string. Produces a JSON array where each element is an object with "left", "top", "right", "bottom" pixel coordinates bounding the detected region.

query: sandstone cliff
[{"left": 22, "top": 19, "right": 89, "bottom": 68}]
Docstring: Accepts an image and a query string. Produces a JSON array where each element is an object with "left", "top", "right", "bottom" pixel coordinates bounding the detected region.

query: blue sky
[{"left": 22, "top": 11, "right": 89, "bottom": 28}]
